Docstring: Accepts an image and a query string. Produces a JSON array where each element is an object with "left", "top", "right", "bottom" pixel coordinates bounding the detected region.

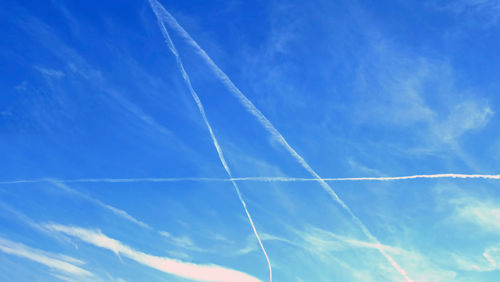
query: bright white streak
[
  {"left": 2, "top": 174, "right": 500, "bottom": 185},
  {"left": 234, "top": 174, "right": 500, "bottom": 182},
  {"left": 146, "top": 2, "right": 412, "bottom": 280},
  {"left": 45, "top": 224, "right": 261, "bottom": 282},
  {"left": 0, "top": 237, "right": 92, "bottom": 277},
  {"left": 148, "top": 1, "right": 272, "bottom": 281}
]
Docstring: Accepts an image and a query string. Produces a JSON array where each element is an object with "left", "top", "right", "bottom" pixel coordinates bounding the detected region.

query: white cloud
[
  {"left": 443, "top": 245, "right": 500, "bottom": 273},
  {"left": 0, "top": 237, "right": 92, "bottom": 277},
  {"left": 159, "top": 231, "right": 197, "bottom": 250},
  {"left": 482, "top": 246, "right": 500, "bottom": 270},
  {"left": 17, "top": 14, "right": 195, "bottom": 154},
  {"left": 354, "top": 55, "right": 437, "bottom": 126},
  {"left": 35, "top": 66, "right": 64, "bottom": 79},
  {"left": 353, "top": 34, "right": 493, "bottom": 165},
  {"left": 50, "top": 181, "right": 152, "bottom": 230},
  {"left": 347, "top": 158, "right": 383, "bottom": 176},
  {"left": 431, "top": 0, "right": 500, "bottom": 26},
  {"left": 252, "top": 226, "right": 456, "bottom": 281},
  {"left": 452, "top": 197, "right": 500, "bottom": 232},
  {"left": 288, "top": 226, "right": 406, "bottom": 258},
  {"left": 436, "top": 192, "right": 500, "bottom": 273},
  {"left": 449, "top": 251, "right": 495, "bottom": 272},
  {"left": 45, "top": 224, "right": 261, "bottom": 282},
  {"left": 433, "top": 100, "right": 493, "bottom": 144}
]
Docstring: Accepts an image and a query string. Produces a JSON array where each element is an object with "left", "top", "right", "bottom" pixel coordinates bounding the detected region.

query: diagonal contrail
[
  {"left": 2, "top": 173, "right": 500, "bottom": 185},
  {"left": 148, "top": 1, "right": 272, "bottom": 281},
  {"left": 146, "top": 2, "right": 411, "bottom": 280}
]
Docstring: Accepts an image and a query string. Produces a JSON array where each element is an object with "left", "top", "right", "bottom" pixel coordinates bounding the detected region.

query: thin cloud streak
[
  {"left": 2, "top": 173, "right": 500, "bottom": 185},
  {"left": 148, "top": 1, "right": 272, "bottom": 281},
  {"left": 45, "top": 224, "right": 261, "bottom": 282},
  {"left": 50, "top": 181, "right": 152, "bottom": 230},
  {"left": 138, "top": 2, "right": 412, "bottom": 279},
  {"left": 0, "top": 237, "right": 92, "bottom": 277}
]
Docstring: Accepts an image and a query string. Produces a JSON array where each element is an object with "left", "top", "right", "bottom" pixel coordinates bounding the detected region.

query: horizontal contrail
[
  {"left": 1, "top": 174, "right": 499, "bottom": 185},
  {"left": 234, "top": 174, "right": 500, "bottom": 181}
]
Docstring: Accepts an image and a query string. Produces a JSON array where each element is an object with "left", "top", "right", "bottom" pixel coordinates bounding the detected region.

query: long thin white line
[
  {"left": 148, "top": 1, "right": 272, "bottom": 281},
  {"left": 234, "top": 174, "right": 500, "bottom": 181},
  {"left": 147, "top": 2, "right": 412, "bottom": 280},
  {"left": 2, "top": 174, "right": 500, "bottom": 185}
]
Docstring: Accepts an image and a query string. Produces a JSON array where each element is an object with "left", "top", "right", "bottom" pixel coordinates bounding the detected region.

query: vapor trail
[
  {"left": 2, "top": 173, "right": 500, "bottom": 185},
  {"left": 0, "top": 177, "right": 224, "bottom": 184},
  {"left": 146, "top": 2, "right": 411, "bottom": 280},
  {"left": 148, "top": 1, "right": 272, "bottom": 281},
  {"left": 234, "top": 174, "right": 500, "bottom": 181}
]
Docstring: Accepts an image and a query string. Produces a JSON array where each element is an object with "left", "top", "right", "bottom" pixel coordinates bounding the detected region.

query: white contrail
[
  {"left": 148, "top": 1, "right": 272, "bottom": 281},
  {"left": 234, "top": 174, "right": 500, "bottom": 181},
  {"left": 1, "top": 173, "right": 500, "bottom": 185},
  {"left": 0, "top": 177, "right": 224, "bottom": 184},
  {"left": 146, "top": 2, "right": 411, "bottom": 280},
  {"left": 323, "top": 174, "right": 500, "bottom": 181}
]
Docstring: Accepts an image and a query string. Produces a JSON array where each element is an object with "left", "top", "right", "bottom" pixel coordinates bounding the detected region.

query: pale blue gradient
[{"left": 1, "top": 0, "right": 500, "bottom": 281}]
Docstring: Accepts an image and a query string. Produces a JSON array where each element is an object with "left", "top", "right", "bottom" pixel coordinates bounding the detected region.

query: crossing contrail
[
  {"left": 146, "top": 1, "right": 412, "bottom": 280},
  {"left": 148, "top": 1, "right": 272, "bottom": 281},
  {"left": 1, "top": 174, "right": 499, "bottom": 185}
]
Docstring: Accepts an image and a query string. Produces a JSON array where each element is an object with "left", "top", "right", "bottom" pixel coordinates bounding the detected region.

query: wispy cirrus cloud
[
  {"left": 449, "top": 250, "right": 497, "bottom": 272},
  {"left": 451, "top": 196, "right": 500, "bottom": 233},
  {"left": 50, "top": 181, "right": 151, "bottom": 230},
  {"left": 293, "top": 226, "right": 457, "bottom": 281},
  {"left": 158, "top": 231, "right": 201, "bottom": 252},
  {"left": 241, "top": 227, "right": 400, "bottom": 256},
  {"left": 0, "top": 237, "right": 92, "bottom": 278},
  {"left": 34, "top": 66, "right": 65, "bottom": 79},
  {"left": 297, "top": 226, "right": 405, "bottom": 255},
  {"left": 481, "top": 246, "right": 500, "bottom": 271},
  {"left": 427, "top": 187, "right": 500, "bottom": 274},
  {"left": 45, "top": 223, "right": 261, "bottom": 282},
  {"left": 353, "top": 37, "right": 494, "bottom": 171},
  {"left": 14, "top": 13, "right": 194, "bottom": 154},
  {"left": 239, "top": 223, "right": 456, "bottom": 281},
  {"left": 430, "top": 0, "right": 500, "bottom": 27},
  {"left": 432, "top": 99, "right": 493, "bottom": 144}
]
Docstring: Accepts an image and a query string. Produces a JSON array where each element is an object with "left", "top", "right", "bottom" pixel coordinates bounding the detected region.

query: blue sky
[{"left": 1, "top": 0, "right": 500, "bottom": 281}]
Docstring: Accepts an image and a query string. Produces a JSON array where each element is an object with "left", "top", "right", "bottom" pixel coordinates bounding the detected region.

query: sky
[{"left": 1, "top": 0, "right": 500, "bottom": 281}]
